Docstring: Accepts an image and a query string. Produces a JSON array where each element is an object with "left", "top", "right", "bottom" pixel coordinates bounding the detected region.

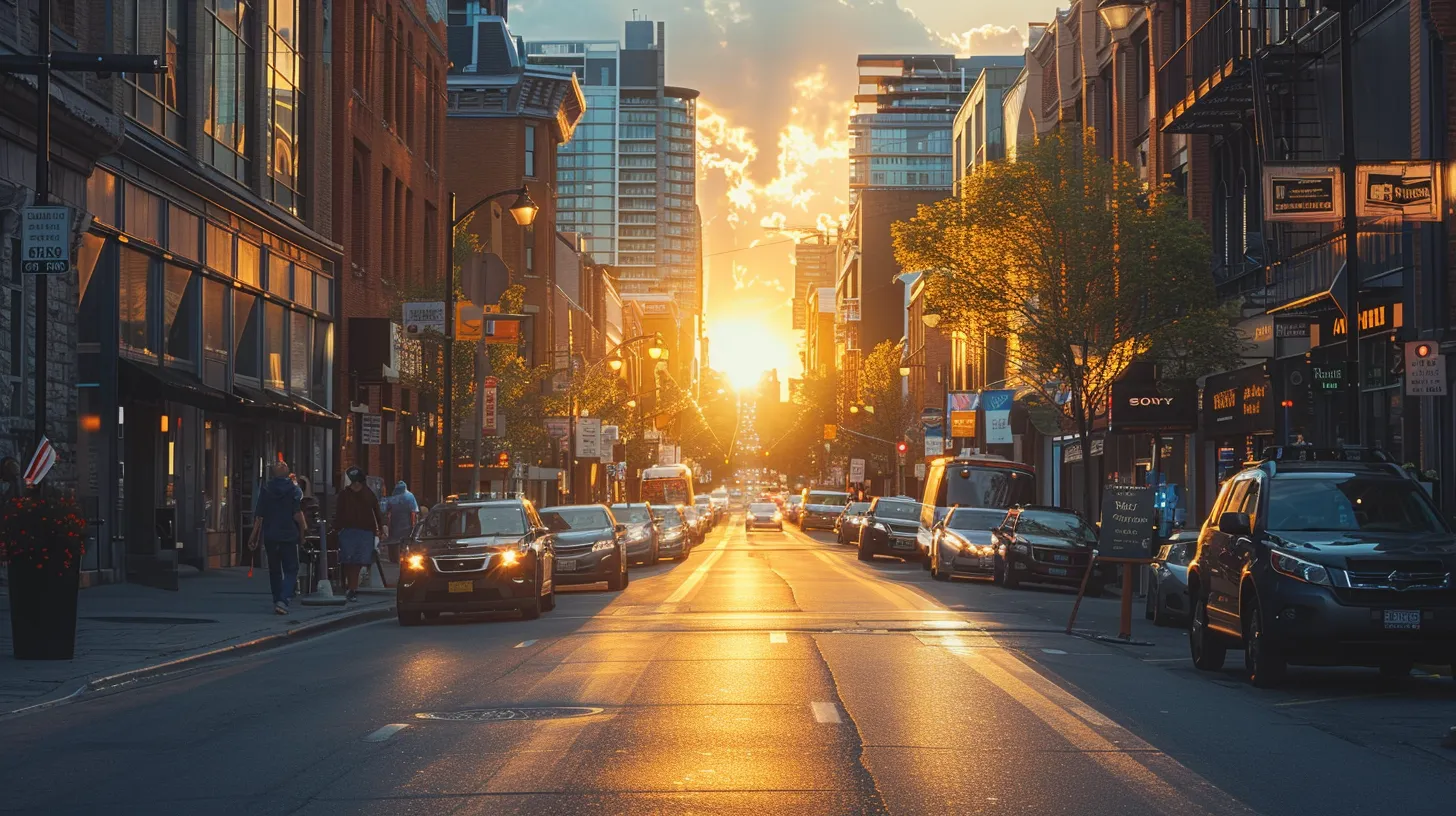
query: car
[
  {"left": 1187, "top": 446, "right": 1456, "bottom": 688},
  {"left": 651, "top": 505, "right": 692, "bottom": 560},
  {"left": 694, "top": 496, "right": 717, "bottom": 528},
  {"left": 989, "top": 505, "right": 1105, "bottom": 593},
  {"left": 785, "top": 495, "right": 805, "bottom": 524},
  {"left": 801, "top": 489, "right": 852, "bottom": 531},
  {"left": 916, "top": 454, "right": 1037, "bottom": 561},
  {"left": 396, "top": 498, "right": 556, "bottom": 625},
  {"left": 744, "top": 501, "right": 783, "bottom": 532},
  {"left": 610, "top": 502, "right": 661, "bottom": 566},
  {"left": 835, "top": 501, "right": 871, "bottom": 544},
  {"left": 856, "top": 497, "right": 925, "bottom": 561},
  {"left": 1145, "top": 532, "right": 1196, "bottom": 626},
  {"left": 682, "top": 504, "right": 707, "bottom": 546},
  {"left": 928, "top": 506, "right": 1009, "bottom": 580},
  {"left": 539, "top": 505, "right": 630, "bottom": 591}
]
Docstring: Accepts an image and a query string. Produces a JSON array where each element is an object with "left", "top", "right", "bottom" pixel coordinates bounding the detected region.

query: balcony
[
  {"left": 1157, "top": 0, "right": 1322, "bottom": 134},
  {"left": 1216, "top": 221, "right": 1414, "bottom": 309}
]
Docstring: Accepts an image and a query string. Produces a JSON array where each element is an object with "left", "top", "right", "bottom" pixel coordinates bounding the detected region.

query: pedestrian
[
  {"left": 384, "top": 480, "right": 419, "bottom": 561},
  {"left": 333, "top": 466, "right": 387, "bottom": 602},
  {"left": 250, "top": 460, "right": 306, "bottom": 615}
]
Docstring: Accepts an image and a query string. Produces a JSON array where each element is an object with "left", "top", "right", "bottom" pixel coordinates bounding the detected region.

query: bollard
[{"left": 301, "top": 519, "right": 346, "bottom": 607}]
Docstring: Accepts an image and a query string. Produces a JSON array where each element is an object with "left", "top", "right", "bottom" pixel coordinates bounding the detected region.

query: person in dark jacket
[
  {"left": 334, "top": 466, "right": 386, "bottom": 602},
  {"left": 250, "top": 460, "right": 306, "bottom": 614}
]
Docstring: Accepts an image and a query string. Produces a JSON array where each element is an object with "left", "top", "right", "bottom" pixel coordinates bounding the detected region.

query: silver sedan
[{"left": 929, "top": 507, "right": 1010, "bottom": 581}]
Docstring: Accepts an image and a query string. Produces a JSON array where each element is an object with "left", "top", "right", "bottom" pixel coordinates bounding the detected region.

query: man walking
[
  {"left": 384, "top": 480, "right": 419, "bottom": 561},
  {"left": 250, "top": 460, "right": 306, "bottom": 615},
  {"left": 335, "top": 467, "right": 387, "bottom": 602}
]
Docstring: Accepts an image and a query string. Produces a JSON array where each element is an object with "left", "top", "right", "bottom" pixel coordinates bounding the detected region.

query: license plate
[
  {"left": 1047, "top": 567, "right": 1068, "bottom": 577},
  {"left": 891, "top": 539, "right": 914, "bottom": 550},
  {"left": 1383, "top": 609, "right": 1421, "bottom": 630},
  {"left": 447, "top": 580, "right": 474, "bottom": 593},
  {"left": 1051, "top": 553, "right": 1070, "bottom": 564},
  {"left": 558, "top": 559, "right": 577, "bottom": 572}
]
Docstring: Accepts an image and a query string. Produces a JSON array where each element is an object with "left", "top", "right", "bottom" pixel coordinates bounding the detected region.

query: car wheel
[
  {"left": 607, "top": 554, "right": 627, "bottom": 591},
  {"left": 1189, "top": 586, "right": 1227, "bottom": 671},
  {"left": 1002, "top": 559, "right": 1020, "bottom": 589},
  {"left": 1151, "top": 591, "right": 1173, "bottom": 627},
  {"left": 1242, "top": 595, "right": 1286, "bottom": 688},
  {"left": 931, "top": 546, "right": 949, "bottom": 581},
  {"left": 397, "top": 609, "right": 423, "bottom": 627},
  {"left": 857, "top": 539, "right": 873, "bottom": 562}
]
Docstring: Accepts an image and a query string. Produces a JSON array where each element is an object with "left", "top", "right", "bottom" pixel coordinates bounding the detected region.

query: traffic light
[
  {"left": 896, "top": 441, "right": 908, "bottom": 455},
  {"left": 495, "top": 451, "right": 510, "bottom": 468}
]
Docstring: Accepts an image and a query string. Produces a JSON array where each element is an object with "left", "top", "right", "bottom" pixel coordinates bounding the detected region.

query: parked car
[
  {"left": 928, "top": 506, "right": 1009, "bottom": 580},
  {"left": 1145, "top": 532, "right": 1196, "bottom": 626},
  {"left": 1187, "top": 446, "right": 1456, "bottom": 687},
  {"left": 856, "top": 497, "right": 924, "bottom": 561},
  {"left": 610, "top": 502, "right": 661, "bottom": 566},
  {"left": 682, "top": 504, "right": 707, "bottom": 546},
  {"left": 989, "top": 505, "right": 1105, "bottom": 593},
  {"left": 835, "top": 501, "right": 872, "bottom": 545},
  {"left": 744, "top": 501, "right": 783, "bottom": 532},
  {"left": 651, "top": 505, "right": 692, "bottom": 561},
  {"left": 538, "top": 505, "right": 629, "bottom": 591},
  {"left": 396, "top": 498, "right": 556, "bottom": 625},
  {"left": 801, "top": 489, "right": 852, "bottom": 531},
  {"left": 694, "top": 495, "right": 717, "bottom": 529},
  {"left": 785, "top": 495, "right": 805, "bottom": 525}
]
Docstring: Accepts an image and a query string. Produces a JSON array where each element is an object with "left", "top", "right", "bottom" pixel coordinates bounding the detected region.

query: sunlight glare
[{"left": 711, "top": 319, "right": 782, "bottom": 388}]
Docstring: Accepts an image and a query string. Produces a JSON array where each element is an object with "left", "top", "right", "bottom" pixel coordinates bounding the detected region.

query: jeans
[{"left": 264, "top": 538, "right": 300, "bottom": 605}]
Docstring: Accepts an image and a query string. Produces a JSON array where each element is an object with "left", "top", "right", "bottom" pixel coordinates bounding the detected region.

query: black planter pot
[{"left": 7, "top": 547, "right": 81, "bottom": 661}]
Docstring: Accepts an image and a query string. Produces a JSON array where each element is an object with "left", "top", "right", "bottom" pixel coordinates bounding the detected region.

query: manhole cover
[
  {"left": 82, "top": 616, "right": 219, "bottom": 625},
  {"left": 414, "top": 707, "right": 604, "bottom": 722}
]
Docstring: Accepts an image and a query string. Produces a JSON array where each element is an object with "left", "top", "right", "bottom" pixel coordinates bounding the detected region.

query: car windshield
[
  {"left": 845, "top": 502, "right": 871, "bottom": 514},
  {"left": 749, "top": 503, "right": 777, "bottom": 514},
  {"left": 1267, "top": 474, "right": 1448, "bottom": 533},
  {"left": 808, "top": 492, "right": 850, "bottom": 507},
  {"left": 652, "top": 507, "right": 683, "bottom": 526},
  {"left": 873, "top": 501, "right": 921, "bottom": 520},
  {"left": 684, "top": 506, "right": 700, "bottom": 520},
  {"left": 539, "top": 507, "right": 611, "bottom": 532},
  {"left": 611, "top": 505, "right": 652, "bottom": 524},
  {"left": 420, "top": 505, "right": 527, "bottom": 538},
  {"left": 942, "top": 465, "right": 1037, "bottom": 508},
  {"left": 788, "top": 496, "right": 804, "bottom": 506},
  {"left": 948, "top": 508, "right": 1007, "bottom": 531},
  {"left": 1016, "top": 510, "right": 1098, "bottom": 543}
]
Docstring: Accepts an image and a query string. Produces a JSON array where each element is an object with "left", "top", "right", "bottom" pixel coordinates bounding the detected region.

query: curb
[{"left": 85, "top": 604, "right": 396, "bottom": 693}]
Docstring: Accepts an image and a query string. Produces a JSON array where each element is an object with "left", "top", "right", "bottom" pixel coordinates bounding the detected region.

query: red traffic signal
[
  {"left": 495, "top": 451, "right": 510, "bottom": 468},
  {"left": 896, "top": 441, "right": 909, "bottom": 454}
]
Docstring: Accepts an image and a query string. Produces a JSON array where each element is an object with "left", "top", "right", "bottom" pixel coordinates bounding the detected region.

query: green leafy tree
[{"left": 893, "top": 129, "right": 1243, "bottom": 514}]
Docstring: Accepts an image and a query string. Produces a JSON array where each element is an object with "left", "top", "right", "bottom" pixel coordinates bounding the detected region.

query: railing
[{"left": 1217, "top": 221, "right": 1415, "bottom": 304}]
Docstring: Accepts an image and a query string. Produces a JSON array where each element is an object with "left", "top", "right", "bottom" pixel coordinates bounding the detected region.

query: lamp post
[
  {"left": 446, "top": 187, "right": 538, "bottom": 498},
  {"left": 564, "top": 333, "right": 664, "bottom": 502}
]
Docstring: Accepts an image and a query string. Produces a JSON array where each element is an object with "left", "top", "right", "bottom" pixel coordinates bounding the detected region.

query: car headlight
[
  {"left": 592, "top": 540, "right": 615, "bottom": 552},
  {"left": 773, "top": 512, "right": 783, "bottom": 521},
  {"left": 1011, "top": 542, "right": 1030, "bottom": 555},
  {"left": 1271, "top": 551, "right": 1332, "bottom": 586},
  {"left": 663, "top": 528, "right": 684, "bottom": 541},
  {"left": 871, "top": 521, "right": 889, "bottom": 532},
  {"left": 498, "top": 549, "right": 520, "bottom": 567},
  {"left": 405, "top": 553, "right": 427, "bottom": 571},
  {"left": 627, "top": 527, "right": 650, "bottom": 542}
]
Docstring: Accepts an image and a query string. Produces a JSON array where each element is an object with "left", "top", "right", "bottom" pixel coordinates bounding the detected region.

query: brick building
[{"left": 333, "top": 0, "right": 450, "bottom": 503}]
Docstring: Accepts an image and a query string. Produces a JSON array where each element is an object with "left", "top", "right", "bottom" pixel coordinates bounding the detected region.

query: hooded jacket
[{"left": 255, "top": 477, "right": 303, "bottom": 542}]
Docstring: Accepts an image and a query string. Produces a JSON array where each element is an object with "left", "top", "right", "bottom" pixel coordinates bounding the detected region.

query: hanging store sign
[
  {"left": 947, "top": 392, "right": 979, "bottom": 438},
  {"left": 402, "top": 301, "right": 446, "bottom": 336},
  {"left": 482, "top": 376, "right": 499, "bottom": 437},
  {"left": 1263, "top": 165, "right": 1342, "bottom": 222},
  {"left": 1109, "top": 379, "right": 1197, "bottom": 433},
  {"left": 21, "top": 205, "right": 72, "bottom": 274},
  {"left": 576, "top": 417, "right": 603, "bottom": 459},
  {"left": 1202, "top": 364, "right": 1272, "bottom": 437},
  {"left": 1357, "top": 162, "right": 1442, "bottom": 221},
  {"left": 982, "top": 390, "right": 1015, "bottom": 444},
  {"left": 545, "top": 417, "right": 570, "bottom": 452}
]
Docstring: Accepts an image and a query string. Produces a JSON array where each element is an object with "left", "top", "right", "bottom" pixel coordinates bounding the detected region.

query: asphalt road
[{"left": 1, "top": 516, "right": 1453, "bottom": 815}]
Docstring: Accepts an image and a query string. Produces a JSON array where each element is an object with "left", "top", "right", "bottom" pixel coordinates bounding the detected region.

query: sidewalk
[{"left": 0, "top": 562, "right": 398, "bottom": 714}]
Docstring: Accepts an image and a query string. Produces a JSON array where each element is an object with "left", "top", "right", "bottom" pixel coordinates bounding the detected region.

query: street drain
[
  {"left": 82, "top": 616, "right": 219, "bottom": 625},
  {"left": 414, "top": 707, "right": 604, "bottom": 723}
]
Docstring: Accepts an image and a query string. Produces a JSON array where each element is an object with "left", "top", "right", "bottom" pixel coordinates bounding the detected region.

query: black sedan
[
  {"left": 856, "top": 498, "right": 924, "bottom": 561},
  {"left": 990, "top": 505, "right": 1104, "bottom": 594},
  {"left": 397, "top": 499, "right": 556, "bottom": 625},
  {"left": 540, "top": 505, "right": 629, "bottom": 591},
  {"left": 835, "top": 501, "right": 871, "bottom": 544},
  {"left": 611, "top": 502, "right": 661, "bottom": 566}
]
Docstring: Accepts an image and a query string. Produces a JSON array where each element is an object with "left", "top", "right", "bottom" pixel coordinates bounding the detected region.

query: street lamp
[
  {"left": 1096, "top": 0, "right": 1147, "bottom": 34},
  {"left": 607, "top": 355, "right": 624, "bottom": 372},
  {"left": 647, "top": 341, "right": 665, "bottom": 360},
  {"left": 898, "top": 365, "right": 912, "bottom": 377},
  {"left": 507, "top": 189, "right": 540, "bottom": 227},
  {"left": 921, "top": 310, "right": 942, "bottom": 328}
]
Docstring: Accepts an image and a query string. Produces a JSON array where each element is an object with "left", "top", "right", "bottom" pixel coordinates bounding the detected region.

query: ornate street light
[
  {"left": 507, "top": 189, "right": 539, "bottom": 226},
  {"left": 607, "top": 355, "right": 624, "bottom": 372},
  {"left": 1097, "top": 0, "right": 1147, "bottom": 36}
]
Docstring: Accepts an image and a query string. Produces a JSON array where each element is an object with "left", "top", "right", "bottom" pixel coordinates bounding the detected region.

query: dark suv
[
  {"left": 988, "top": 505, "right": 1104, "bottom": 593},
  {"left": 856, "top": 497, "right": 924, "bottom": 561},
  {"left": 1187, "top": 447, "right": 1456, "bottom": 687}
]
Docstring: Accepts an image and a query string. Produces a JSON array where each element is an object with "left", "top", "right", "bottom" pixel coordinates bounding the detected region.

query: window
[
  {"left": 381, "top": 167, "right": 394, "bottom": 279},
  {"left": 162, "top": 264, "right": 199, "bottom": 366},
  {"left": 268, "top": 0, "right": 305, "bottom": 213},
  {"left": 123, "top": 0, "right": 184, "bottom": 142},
  {"left": 169, "top": 206, "right": 199, "bottom": 261},
  {"left": 237, "top": 239, "right": 261, "bottom": 287},
  {"left": 289, "top": 311, "right": 309, "bottom": 393},
  {"left": 205, "top": 0, "right": 254, "bottom": 182},
  {"left": 311, "top": 320, "right": 332, "bottom": 406},
  {"left": 264, "top": 302, "right": 286, "bottom": 390},
  {"left": 204, "top": 421, "right": 230, "bottom": 532},
  {"left": 123, "top": 184, "right": 162, "bottom": 245},
  {"left": 206, "top": 223, "right": 235, "bottom": 276},
  {"left": 313, "top": 272, "right": 332, "bottom": 316},
  {"left": 203, "top": 277, "right": 229, "bottom": 359},
  {"left": 234, "top": 291, "right": 260, "bottom": 378},
  {"left": 525, "top": 124, "right": 537, "bottom": 177},
  {"left": 119, "top": 248, "right": 154, "bottom": 354},
  {"left": 87, "top": 169, "right": 117, "bottom": 227},
  {"left": 266, "top": 253, "right": 291, "bottom": 299}
]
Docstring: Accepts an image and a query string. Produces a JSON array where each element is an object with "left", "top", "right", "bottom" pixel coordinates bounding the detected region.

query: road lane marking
[
  {"left": 364, "top": 724, "right": 409, "bottom": 742},
  {"left": 1273, "top": 693, "right": 1397, "bottom": 708},
  {"left": 1041, "top": 648, "right": 1068, "bottom": 655},
  {"left": 514, "top": 640, "right": 537, "bottom": 648},
  {"left": 769, "top": 631, "right": 788, "bottom": 643},
  {"left": 811, "top": 701, "right": 842, "bottom": 723},
  {"left": 664, "top": 531, "right": 733, "bottom": 604}
]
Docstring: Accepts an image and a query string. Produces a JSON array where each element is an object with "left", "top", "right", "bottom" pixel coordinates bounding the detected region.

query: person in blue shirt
[
  {"left": 384, "top": 481, "right": 419, "bottom": 561},
  {"left": 250, "top": 460, "right": 305, "bottom": 615}
]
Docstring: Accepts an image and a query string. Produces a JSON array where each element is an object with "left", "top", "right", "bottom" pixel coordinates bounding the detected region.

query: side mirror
[
  {"left": 652, "top": 518, "right": 664, "bottom": 528},
  {"left": 1217, "top": 512, "right": 1252, "bottom": 537},
  {"left": 532, "top": 526, "right": 551, "bottom": 538},
  {"left": 614, "top": 523, "right": 628, "bottom": 534}
]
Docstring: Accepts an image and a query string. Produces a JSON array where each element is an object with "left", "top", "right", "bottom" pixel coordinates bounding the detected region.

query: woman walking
[{"left": 334, "top": 467, "right": 387, "bottom": 602}]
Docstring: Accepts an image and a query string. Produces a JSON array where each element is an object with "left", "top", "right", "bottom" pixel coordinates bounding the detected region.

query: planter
[{"left": 7, "top": 546, "right": 81, "bottom": 660}]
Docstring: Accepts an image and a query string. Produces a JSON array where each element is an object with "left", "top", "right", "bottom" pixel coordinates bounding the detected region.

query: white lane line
[
  {"left": 664, "top": 535, "right": 731, "bottom": 604},
  {"left": 1041, "top": 648, "right": 1068, "bottom": 655},
  {"left": 514, "top": 640, "right": 538, "bottom": 648},
  {"left": 810, "top": 701, "right": 842, "bottom": 724},
  {"left": 769, "top": 631, "right": 788, "bottom": 644},
  {"left": 364, "top": 724, "right": 410, "bottom": 742}
]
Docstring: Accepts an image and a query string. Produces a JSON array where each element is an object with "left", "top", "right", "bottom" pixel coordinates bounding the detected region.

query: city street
[{"left": 1, "top": 516, "right": 1452, "bottom": 815}]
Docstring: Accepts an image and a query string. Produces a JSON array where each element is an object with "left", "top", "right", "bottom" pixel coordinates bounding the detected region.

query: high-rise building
[
  {"left": 525, "top": 19, "right": 702, "bottom": 321},
  {"left": 792, "top": 235, "right": 837, "bottom": 331}
]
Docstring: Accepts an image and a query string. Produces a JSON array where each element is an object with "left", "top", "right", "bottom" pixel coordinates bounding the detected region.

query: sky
[{"left": 511, "top": 0, "right": 1064, "bottom": 388}]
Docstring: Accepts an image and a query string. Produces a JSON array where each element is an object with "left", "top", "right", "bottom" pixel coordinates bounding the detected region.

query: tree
[{"left": 893, "top": 129, "right": 1243, "bottom": 515}]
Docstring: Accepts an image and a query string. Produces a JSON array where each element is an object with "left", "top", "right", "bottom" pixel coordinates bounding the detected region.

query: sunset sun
[{"left": 711, "top": 318, "right": 789, "bottom": 389}]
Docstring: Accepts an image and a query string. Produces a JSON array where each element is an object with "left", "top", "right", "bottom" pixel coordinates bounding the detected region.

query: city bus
[
  {"left": 640, "top": 464, "right": 694, "bottom": 508},
  {"left": 916, "top": 454, "right": 1037, "bottom": 559}
]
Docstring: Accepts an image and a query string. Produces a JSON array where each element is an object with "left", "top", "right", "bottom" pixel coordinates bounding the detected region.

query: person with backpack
[
  {"left": 250, "top": 460, "right": 306, "bottom": 615},
  {"left": 334, "top": 467, "right": 387, "bottom": 602}
]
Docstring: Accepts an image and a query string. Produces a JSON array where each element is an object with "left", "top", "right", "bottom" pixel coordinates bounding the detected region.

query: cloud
[{"left": 939, "top": 23, "right": 1026, "bottom": 55}]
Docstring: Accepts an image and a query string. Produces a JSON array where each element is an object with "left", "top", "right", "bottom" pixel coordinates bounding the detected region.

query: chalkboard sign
[{"left": 1097, "top": 484, "right": 1156, "bottom": 558}]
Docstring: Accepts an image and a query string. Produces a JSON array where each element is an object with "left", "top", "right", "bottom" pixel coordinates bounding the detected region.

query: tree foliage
[{"left": 854, "top": 340, "right": 916, "bottom": 447}]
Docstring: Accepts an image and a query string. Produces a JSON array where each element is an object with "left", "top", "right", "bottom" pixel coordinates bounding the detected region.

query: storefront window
[
  {"left": 203, "top": 278, "right": 229, "bottom": 358},
  {"left": 169, "top": 206, "right": 199, "bottom": 262},
  {"left": 290, "top": 311, "right": 310, "bottom": 394},
  {"left": 162, "top": 264, "right": 199, "bottom": 367},
  {"left": 87, "top": 169, "right": 117, "bottom": 227},
  {"left": 238, "top": 240, "right": 261, "bottom": 288},
  {"left": 204, "top": 421, "right": 231, "bottom": 532},
  {"left": 267, "top": 253, "right": 291, "bottom": 300},
  {"left": 234, "top": 291, "right": 260, "bottom": 379},
  {"left": 124, "top": 184, "right": 163, "bottom": 246},
  {"left": 264, "top": 302, "right": 286, "bottom": 390},
  {"left": 79, "top": 239, "right": 112, "bottom": 347},
  {"left": 311, "top": 320, "right": 331, "bottom": 406},
  {"left": 119, "top": 248, "right": 154, "bottom": 354}
]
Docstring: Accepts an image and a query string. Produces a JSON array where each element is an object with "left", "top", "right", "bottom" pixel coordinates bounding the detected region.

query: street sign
[
  {"left": 1262, "top": 165, "right": 1342, "bottom": 222},
  {"left": 601, "top": 424, "right": 620, "bottom": 444},
  {"left": 919, "top": 407, "right": 943, "bottom": 428},
  {"left": 482, "top": 376, "right": 499, "bottom": 436},
  {"left": 1097, "top": 484, "right": 1156, "bottom": 558},
  {"left": 21, "top": 205, "right": 72, "bottom": 274},
  {"left": 913, "top": 463, "right": 926, "bottom": 479},
  {"left": 1405, "top": 341, "right": 1447, "bottom": 396},
  {"left": 1357, "top": 162, "right": 1442, "bottom": 221},
  {"left": 455, "top": 303, "right": 483, "bottom": 341},
  {"left": 823, "top": 424, "right": 837, "bottom": 440},
  {"left": 361, "top": 414, "right": 383, "bottom": 446},
  {"left": 402, "top": 301, "right": 446, "bottom": 336},
  {"left": 924, "top": 426, "right": 945, "bottom": 456},
  {"left": 848, "top": 458, "right": 866, "bottom": 483},
  {"left": 576, "top": 417, "right": 602, "bottom": 459},
  {"left": 545, "top": 417, "right": 570, "bottom": 451}
]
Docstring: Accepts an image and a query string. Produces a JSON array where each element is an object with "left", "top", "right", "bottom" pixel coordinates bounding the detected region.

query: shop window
[
  {"left": 203, "top": 278, "right": 229, "bottom": 358},
  {"left": 79, "top": 240, "right": 113, "bottom": 347},
  {"left": 292, "top": 266, "right": 314, "bottom": 310},
  {"left": 162, "top": 263, "right": 199, "bottom": 367},
  {"left": 204, "top": 421, "right": 231, "bottom": 532},
  {"left": 206, "top": 223, "right": 235, "bottom": 276},
  {"left": 264, "top": 302, "right": 286, "bottom": 390},
  {"left": 238, "top": 240, "right": 261, "bottom": 288},
  {"left": 289, "top": 311, "right": 310, "bottom": 394},
  {"left": 204, "top": 0, "right": 254, "bottom": 182},
  {"left": 311, "top": 320, "right": 332, "bottom": 406},
  {"left": 168, "top": 206, "right": 199, "bottom": 262},
  {"left": 87, "top": 169, "right": 117, "bottom": 227},
  {"left": 266, "top": 253, "right": 292, "bottom": 299},
  {"left": 124, "top": 184, "right": 162, "bottom": 245},
  {"left": 234, "top": 291, "right": 260, "bottom": 379},
  {"left": 313, "top": 272, "right": 332, "bottom": 316},
  {"left": 119, "top": 247, "right": 155, "bottom": 354}
]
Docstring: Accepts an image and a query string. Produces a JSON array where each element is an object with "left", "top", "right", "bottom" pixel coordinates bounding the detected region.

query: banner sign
[
  {"left": 23, "top": 437, "right": 57, "bottom": 486},
  {"left": 1357, "top": 162, "right": 1442, "bottom": 221},
  {"left": 1097, "top": 484, "right": 1157, "bottom": 558},
  {"left": 982, "top": 390, "right": 1015, "bottom": 444},
  {"left": 576, "top": 417, "right": 602, "bottom": 459},
  {"left": 924, "top": 425, "right": 945, "bottom": 457},
  {"left": 403, "top": 301, "right": 446, "bottom": 336},
  {"left": 947, "top": 392, "right": 979, "bottom": 438},
  {"left": 1263, "top": 165, "right": 1342, "bottom": 222},
  {"left": 848, "top": 458, "right": 866, "bottom": 483},
  {"left": 482, "top": 376, "right": 499, "bottom": 437}
]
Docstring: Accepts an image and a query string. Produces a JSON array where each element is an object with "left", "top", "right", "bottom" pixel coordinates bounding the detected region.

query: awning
[
  {"left": 119, "top": 359, "right": 235, "bottom": 413},
  {"left": 234, "top": 383, "right": 341, "bottom": 427}
]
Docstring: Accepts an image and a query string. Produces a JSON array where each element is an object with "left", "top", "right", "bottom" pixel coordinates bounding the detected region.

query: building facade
[
  {"left": 792, "top": 234, "right": 836, "bottom": 332},
  {"left": 952, "top": 61, "right": 1025, "bottom": 191}
]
